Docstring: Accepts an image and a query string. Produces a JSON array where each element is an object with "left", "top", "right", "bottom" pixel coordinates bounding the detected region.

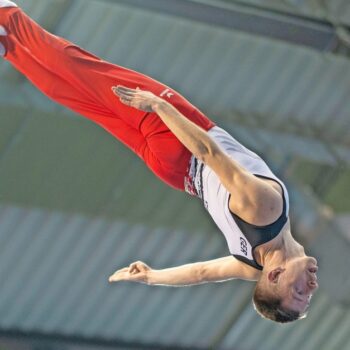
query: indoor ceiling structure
[{"left": 0, "top": 1, "right": 349, "bottom": 349}]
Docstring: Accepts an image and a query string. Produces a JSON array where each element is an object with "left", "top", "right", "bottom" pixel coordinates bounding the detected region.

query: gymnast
[{"left": 0, "top": 0, "right": 318, "bottom": 323}]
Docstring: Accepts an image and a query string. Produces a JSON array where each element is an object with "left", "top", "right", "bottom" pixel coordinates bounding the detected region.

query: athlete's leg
[
  {"left": 0, "top": 5, "right": 152, "bottom": 128},
  {"left": 1, "top": 33, "right": 184, "bottom": 187},
  {"left": 0, "top": 4, "right": 214, "bottom": 189},
  {"left": 0, "top": 5, "right": 151, "bottom": 155},
  {"left": 0, "top": 6, "right": 213, "bottom": 130}
]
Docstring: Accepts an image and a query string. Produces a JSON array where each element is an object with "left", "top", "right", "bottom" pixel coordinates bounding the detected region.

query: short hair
[{"left": 252, "top": 276, "right": 307, "bottom": 323}]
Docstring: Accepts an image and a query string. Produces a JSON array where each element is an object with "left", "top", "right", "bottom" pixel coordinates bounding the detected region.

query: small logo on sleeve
[
  {"left": 160, "top": 88, "right": 174, "bottom": 99},
  {"left": 240, "top": 237, "right": 248, "bottom": 256}
]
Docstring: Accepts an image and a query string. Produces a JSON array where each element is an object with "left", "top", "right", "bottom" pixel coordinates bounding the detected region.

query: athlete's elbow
[
  {"left": 194, "top": 263, "right": 207, "bottom": 283},
  {"left": 196, "top": 143, "right": 219, "bottom": 164},
  {"left": 193, "top": 143, "right": 209, "bottom": 162},
  {"left": 198, "top": 263, "right": 218, "bottom": 283}
]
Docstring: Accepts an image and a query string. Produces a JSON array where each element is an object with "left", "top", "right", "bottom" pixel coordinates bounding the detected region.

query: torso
[{"left": 185, "top": 126, "right": 290, "bottom": 271}]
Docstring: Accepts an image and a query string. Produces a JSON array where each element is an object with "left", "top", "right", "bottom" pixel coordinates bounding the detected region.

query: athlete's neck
[{"left": 256, "top": 225, "right": 305, "bottom": 268}]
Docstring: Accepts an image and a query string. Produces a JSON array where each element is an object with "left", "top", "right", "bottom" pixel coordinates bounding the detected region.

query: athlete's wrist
[
  {"left": 146, "top": 269, "right": 158, "bottom": 285},
  {"left": 151, "top": 98, "right": 169, "bottom": 114}
]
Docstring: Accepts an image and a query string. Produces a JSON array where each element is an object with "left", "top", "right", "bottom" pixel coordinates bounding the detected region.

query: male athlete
[{"left": 0, "top": 0, "right": 318, "bottom": 323}]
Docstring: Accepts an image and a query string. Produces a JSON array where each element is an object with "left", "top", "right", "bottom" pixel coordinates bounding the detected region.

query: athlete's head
[{"left": 252, "top": 256, "right": 318, "bottom": 323}]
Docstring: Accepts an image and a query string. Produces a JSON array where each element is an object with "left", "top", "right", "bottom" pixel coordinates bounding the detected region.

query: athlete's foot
[{"left": 0, "top": 1, "right": 17, "bottom": 57}]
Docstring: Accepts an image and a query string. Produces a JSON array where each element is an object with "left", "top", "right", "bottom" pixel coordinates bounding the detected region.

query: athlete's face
[{"left": 277, "top": 256, "right": 319, "bottom": 313}]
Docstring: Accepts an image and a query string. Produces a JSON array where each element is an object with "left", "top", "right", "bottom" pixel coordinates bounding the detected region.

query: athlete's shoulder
[{"left": 227, "top": 256, "right": 262, "bottom": 281}]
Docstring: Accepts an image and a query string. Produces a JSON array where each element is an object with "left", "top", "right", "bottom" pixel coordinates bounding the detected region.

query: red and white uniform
[{"left": 0, "top": 2, "right": 291, "bottom": 269}]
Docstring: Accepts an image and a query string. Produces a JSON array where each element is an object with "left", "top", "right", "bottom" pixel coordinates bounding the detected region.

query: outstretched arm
[
  {"left": 112, "top": 86, "right": 283, "bottom": 226},
  {"left": 109, "top": 256, "right": 260, "bottom": 286}
]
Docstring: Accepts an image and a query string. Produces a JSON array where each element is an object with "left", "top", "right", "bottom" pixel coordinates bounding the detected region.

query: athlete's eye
[{"left": 295, "top": 288, "right": 303, "bottom": 295}]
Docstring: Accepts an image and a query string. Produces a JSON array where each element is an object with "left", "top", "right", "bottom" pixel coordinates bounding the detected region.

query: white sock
[
  {"left": 0, "top": 25, "right": 7, "bottom": 35},
  {"left": 0, "top": 25, "right": 6, "bottom": 57},
  {"left": 0, "top": 0, "right": 17, "bottom": 8}
]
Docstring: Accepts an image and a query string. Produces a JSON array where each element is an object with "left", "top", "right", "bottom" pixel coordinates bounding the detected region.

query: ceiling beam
[
  {"left": 105, "top": 0, "right": 343, "bottom": 52},
  {"left": 0, "top": 330, "right": 207, "bottom": 350}
]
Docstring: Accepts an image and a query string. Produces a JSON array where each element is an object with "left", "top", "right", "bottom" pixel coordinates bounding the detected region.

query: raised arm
[
  {"left": 108, "top": 256, "right": 260, "bottom": 286},
  {"left": 113, "top": 86, "right": 282, "bottom": 225}
]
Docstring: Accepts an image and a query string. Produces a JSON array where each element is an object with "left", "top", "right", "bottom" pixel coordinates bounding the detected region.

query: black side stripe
[{"left": 198, "top": 162, "right": 204, "bottom": 200}]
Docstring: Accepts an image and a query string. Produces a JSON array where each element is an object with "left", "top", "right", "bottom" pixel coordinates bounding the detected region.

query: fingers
[
  {"left": 108, "top": 267, "right": 128, "bottom": 282},
  {"left": 130, "top": 261, "right": 145, "bottom": 274},
  {"left": 111, "top": 86, "right": 156, "bottom": 113},
  {"left": 112, "top": 89, "right": 133, "bottom": 102},
  {"left": 112, "top": 85, "right": 138, "bottom": 97},
  {"left": 120, "top": 97, "right": 132, "bottom": 107},
  {"left": 108, "top": 262, "right": 144, "bottom": 283},
  {"left": 111, "top": 86, "right": 137, "bottom": 108}
]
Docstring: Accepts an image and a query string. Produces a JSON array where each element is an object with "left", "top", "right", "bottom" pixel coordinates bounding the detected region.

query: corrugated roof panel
[
  {"left": 255, "top": 316, "right": 297, "bottom": 350},
  {"left": 237, "top": 44, "right": 285, "bottom": 111},
  {"left": 270, "top": 52, "right": 321, "bottom": 123},
  {"left": 256, "top": 129, "right": 337, "bottom": 165},
  {"left": 216, "top": 38, "right": 270, "bottom": 111},
  {"left": 243, "top": 318, "right": 277, "bottom": 350},
  {"left": 20, "top": 216, "right": 90, "bottom": 330},
  {"left": 339, "top": 0, "right": 350, "bottom": 25},
  {"left": 281, "top": 293, "right": 329, "bottom": 350},
  {"left": 3, "top": 204, "right": 348, "bottom": 349},
  {"left": 312, "top": 61, "right": 350, "bottom": 124},
  {"left": 335, "top": 146, "right": 350, "bottom": 164},
  {"left": 321, "top": 311, "right": 350, "bottom": 349},
  {"left": 218, "top": 303, "right": 258, "bottom": 349},
  {"left": 296, "top": 60, "right": 344, "bottom": 123},
  {"left": 227, "top": 125, "right": 268, "bottom": 152},
  {"left": 0, "top": 206, "right": 225, "bottom": 341},
  {"left": 302, "top": 305, "right": 345, "bottom": 350},
  {"left": 188, "top": 285, "right": 236, "bottom": 347},
  {"left": 216, "top": 0, "right": 350, "bottom": 26}
]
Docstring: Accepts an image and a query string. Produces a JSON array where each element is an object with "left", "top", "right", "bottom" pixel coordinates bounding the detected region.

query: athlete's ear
[{"left": 267, "top": 267, "right": 285, "bottom": 284}]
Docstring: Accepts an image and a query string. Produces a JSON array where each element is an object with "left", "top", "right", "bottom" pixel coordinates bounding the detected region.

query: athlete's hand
[
  {"left": 109, "top": 261, "right": 152, "bottom": 284},
  {"left": 112, "top": 85, "right": 162, "bottom": 112}
]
